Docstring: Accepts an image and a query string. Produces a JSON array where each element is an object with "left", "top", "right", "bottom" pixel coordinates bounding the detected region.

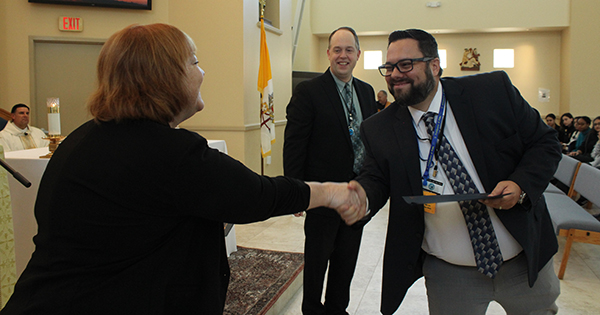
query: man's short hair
[
  {"left": 328, "top": 26, "right": 360, "bottom": 51},
  {"left": 387, "top": 29, "right": 442, "bottom": 76},
  {"left": 11, "top": 103, "right": 29, "bottom": 114},
  {"left": 378, "top": 90, "right": 387, "bottom": 96}
]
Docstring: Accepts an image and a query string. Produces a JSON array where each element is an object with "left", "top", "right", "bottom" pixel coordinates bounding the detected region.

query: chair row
[{"left": 544, "top": 154, "right": 600, "bottom": 279}]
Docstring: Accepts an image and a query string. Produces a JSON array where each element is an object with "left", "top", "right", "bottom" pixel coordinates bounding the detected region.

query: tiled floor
[{"left": 235, "top": 201, "right": 600, "bottom": 314}]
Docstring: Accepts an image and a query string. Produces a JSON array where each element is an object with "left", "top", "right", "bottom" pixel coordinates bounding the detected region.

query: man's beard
[{"left": 388, "top": 68, "right": 435, "bottom": 107}]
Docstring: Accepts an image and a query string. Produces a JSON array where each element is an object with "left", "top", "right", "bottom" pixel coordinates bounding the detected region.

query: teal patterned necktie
[{"left": 343, "top": 83, "right": 364, "bottom": 175}]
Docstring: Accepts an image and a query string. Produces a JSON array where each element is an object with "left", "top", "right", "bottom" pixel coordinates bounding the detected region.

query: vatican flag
[{"left": 258, "top": 18, "right": 275, "bottom": 158}]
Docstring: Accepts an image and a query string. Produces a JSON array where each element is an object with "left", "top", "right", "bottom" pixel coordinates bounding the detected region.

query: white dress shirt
[{"left": 409, "top": 82, "right": 522, "bottom": 266}]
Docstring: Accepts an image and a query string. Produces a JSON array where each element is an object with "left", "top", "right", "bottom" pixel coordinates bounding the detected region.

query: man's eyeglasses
[{"left": 378, "top": 57, "right": 435, "bottom": 76}]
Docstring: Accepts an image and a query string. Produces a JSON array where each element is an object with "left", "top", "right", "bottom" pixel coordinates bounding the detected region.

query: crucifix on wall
[{"left": 460, "top": 48, "right": 481, "bottom": 71}]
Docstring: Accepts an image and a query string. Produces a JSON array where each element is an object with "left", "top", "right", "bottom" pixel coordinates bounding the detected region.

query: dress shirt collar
[
  {"left": 408, "top": 81, "right": 444, "bottom": 126},
  {"left": 331, "top": 72, "right": 354, "bottom": 92}
]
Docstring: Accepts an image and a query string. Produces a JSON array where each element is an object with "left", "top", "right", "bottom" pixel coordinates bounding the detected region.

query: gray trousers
[{"left": 423, "top": 253, "right": 560, "bottom": 315}]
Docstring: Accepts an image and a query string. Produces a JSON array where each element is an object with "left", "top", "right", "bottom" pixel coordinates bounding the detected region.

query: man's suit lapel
[
  {"left": 353, "top": 79, "right": 372, "bottom": 119},
  {"left": 441, "top": 79, "right": 491, "bottom": 191},
  {"left": 321, "top": 69, "right": 353, "bottom": 147},
  {"left": 393, "top": 105, "right": 423, "bottom": 196}
]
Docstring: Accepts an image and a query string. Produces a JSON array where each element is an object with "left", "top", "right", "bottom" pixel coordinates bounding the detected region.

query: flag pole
[
  {"left": 259, "top": 0, "right": 266, "bottom": 176},
  {"left": 258, "top": 0, "right": 275, "bottom": 176}
]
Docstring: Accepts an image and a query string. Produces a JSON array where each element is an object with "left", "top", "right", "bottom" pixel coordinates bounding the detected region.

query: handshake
[{"left": 305, "top": 180, "right": 368, "bottom": 225}]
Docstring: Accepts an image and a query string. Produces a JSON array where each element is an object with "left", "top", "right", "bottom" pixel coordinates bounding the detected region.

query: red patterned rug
[{"left": 224, "top": 246, "right": 304, "bottom": 315}]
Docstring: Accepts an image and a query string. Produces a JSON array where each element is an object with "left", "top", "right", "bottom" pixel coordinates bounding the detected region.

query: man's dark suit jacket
[
  {"left": 356, "top": 71, "right": 561, "bottom": 315},
  {"left": 2, "top": 120, "right": 310, "bottom": 315},
  {"left": 284, "top": 68, "right": 377, "bottom": 216}
]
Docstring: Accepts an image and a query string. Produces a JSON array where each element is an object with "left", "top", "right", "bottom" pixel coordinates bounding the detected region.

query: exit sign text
[{"left": 59, "top": 17, "right": 83, "bottom": 32}]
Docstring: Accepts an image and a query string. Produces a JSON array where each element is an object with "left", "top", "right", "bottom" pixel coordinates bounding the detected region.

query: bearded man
[{"left": 350, "top": 29, "right": 562, "bottom": 315}]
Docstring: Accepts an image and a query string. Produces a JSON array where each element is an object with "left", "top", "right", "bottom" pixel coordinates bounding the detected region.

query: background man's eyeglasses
[{"left": 378, "top": 57, "right": 435, "bottom": 76}]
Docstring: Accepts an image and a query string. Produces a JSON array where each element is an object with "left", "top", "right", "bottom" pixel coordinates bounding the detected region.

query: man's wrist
[{"left": 518, "top": 190, "right": 527, "bottom": 204}]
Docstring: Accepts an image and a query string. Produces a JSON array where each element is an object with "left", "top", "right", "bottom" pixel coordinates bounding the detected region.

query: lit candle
[{"left": 47, "top": 97, "right": 61, "bottom": 136}]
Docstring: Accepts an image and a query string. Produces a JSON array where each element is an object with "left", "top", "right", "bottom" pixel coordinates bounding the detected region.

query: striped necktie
[{"left": 423, "top": 112, "right": 503, "bottom": 278}]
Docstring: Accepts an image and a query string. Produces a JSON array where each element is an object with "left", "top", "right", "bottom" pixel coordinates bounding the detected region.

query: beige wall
[
  {"left": 560, "top": 27, "right": 572, "bottom": 118},
  {"left": 564, "top": 0, "right": 600, "bottom": 119},
  {"left": 168, "top": 1, "right": 247, "bottom": 166},
  {"left": 310, "top": 0, "right": 569, "bottom": 35},
  {"left": 174, "top": 0, "right": 293, "bottom": 175},
  {"left": 1, "top": 1, "right": 168, "bottom": 122},
  {"left": 0, "top": 1, "right": 8, "bottom": 113},
  {"left": 291, "top": 0, "right": 319, "bottom": 71}
]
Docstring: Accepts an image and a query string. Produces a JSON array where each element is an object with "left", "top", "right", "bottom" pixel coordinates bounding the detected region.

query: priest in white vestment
[{"left": 0, "top": 104, "right": 49, "bottom": 152}]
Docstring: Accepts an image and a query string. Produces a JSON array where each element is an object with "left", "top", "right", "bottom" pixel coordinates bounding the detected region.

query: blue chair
[{"left": 0, "top": 117, "right": 7, "bottom": 130}]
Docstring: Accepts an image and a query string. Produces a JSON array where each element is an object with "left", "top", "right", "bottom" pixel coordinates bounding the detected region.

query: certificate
[{"left": 403, "top": 193, "right": 510, "bottom": 205}]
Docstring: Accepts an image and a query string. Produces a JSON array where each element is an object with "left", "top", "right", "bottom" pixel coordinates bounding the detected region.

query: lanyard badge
[
  {"left": 422, "top": 92, "right": 447, "bottom": 186},
  {"left": 421, "top": 92, "right": 447, "bottom": 214}
]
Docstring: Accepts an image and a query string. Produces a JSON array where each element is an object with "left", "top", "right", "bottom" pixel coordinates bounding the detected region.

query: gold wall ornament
[{"left": 460, "top": 48, "right": 481, "bottom": 71}]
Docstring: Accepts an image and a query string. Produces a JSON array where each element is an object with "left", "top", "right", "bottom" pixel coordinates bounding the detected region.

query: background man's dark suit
[
  {"left": 284, "top": 68, "right": 377, "bottom": 313},
  {"left": 356, "top": 71, "right": 561, "bottom": 315}
]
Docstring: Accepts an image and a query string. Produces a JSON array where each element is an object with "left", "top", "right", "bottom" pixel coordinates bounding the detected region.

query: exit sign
[{"left": 59, "top": 16, "right": 83, "bottom": 32}]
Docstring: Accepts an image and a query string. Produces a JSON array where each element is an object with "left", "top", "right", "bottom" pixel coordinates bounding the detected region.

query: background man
[
  {"left": 283, "top": 26, "right": 377, "bottom": 314},
  {"left": 0, "top": 103, "right": 49, "bottom": 152},
  {"left": 376, "top": 90, "right": 392, "bottom": 111},
  {"left": 352, "top": 29, "right": 561, "bottom": 315}
]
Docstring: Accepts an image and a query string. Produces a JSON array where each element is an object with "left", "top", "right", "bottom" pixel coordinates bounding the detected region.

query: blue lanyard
[{"left": 422, "top": 92, "right": 447, "bottom": 186}]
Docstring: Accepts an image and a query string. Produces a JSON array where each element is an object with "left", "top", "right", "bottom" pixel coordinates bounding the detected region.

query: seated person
[
  {"left": 0, "top": 104, "right": 49, "bottom": 152},
  {"left": 545, "top": 113, "right": 560, "bottom": 132},
  {"left": 568, "top": 116, "right": 589, "bottom": 152},
  {"left": 590, "top": 118, "right": 600, "bottom": 169},
  {"left": 376, "top": 90, "right": 392, "bottom": 111},
  {"left": 569, "top": 116, "right": 598, "bottom": 162},
  {"left": 592, "top": 140, "right": 600, "bottom": 169},
  {"left": 565, "top": 115, "right": 580, "bottom": 152},
  {"left": 559, "top": 113, "right": 575, "bottom": 144}
]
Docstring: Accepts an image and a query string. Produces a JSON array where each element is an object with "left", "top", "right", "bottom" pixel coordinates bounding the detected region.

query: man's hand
[
  {"left": 348, "top": 180, "right": 367, "bottom": 213},
  {"left": 480, "top": 180, "right": 522, "bottom": 210},
  {"left": 306, "top": 181, "right": 367, "bottom": 225},
  {"left": 334, "top": 181, "right": 368, "bottom": 225}
]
